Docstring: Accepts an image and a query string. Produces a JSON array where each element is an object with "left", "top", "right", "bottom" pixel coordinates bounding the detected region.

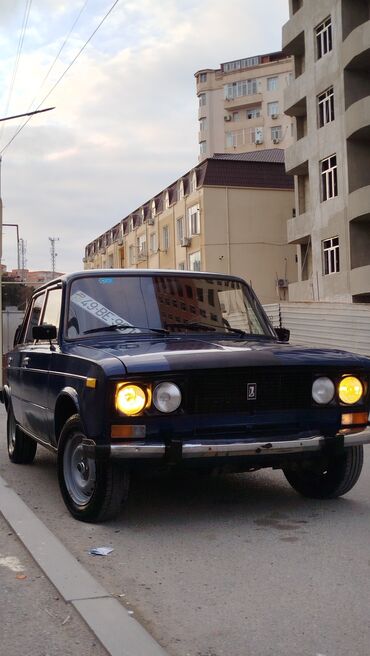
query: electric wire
[
  {"left": 0, "top": 0, "right": 120, "bottom": 156},
  {"left": 27, "top": 0, "right": 90, "bottom": 112},
  {"left": 0, "top": 0, "right": 33, "bottom": 144}
]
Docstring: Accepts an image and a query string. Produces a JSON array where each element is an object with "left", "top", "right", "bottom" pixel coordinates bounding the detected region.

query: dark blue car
[{"left": 3, "top": 269, "right": 370, "bottom": 522}]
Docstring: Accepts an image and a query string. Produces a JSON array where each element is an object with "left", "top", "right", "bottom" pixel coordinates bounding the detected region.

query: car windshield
[{"left": 66, "top": 274, "right": 273, "bottom": 339}]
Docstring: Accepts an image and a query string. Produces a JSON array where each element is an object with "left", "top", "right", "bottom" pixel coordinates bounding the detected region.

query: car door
[{"left": 20, "top": 286, "right": 62, "bottom": 441}]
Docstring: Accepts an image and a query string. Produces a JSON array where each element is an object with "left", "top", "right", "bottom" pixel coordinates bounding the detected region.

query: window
[
  {"left": 178, "top": 262, "right": 185, "bottom": 270},
  {"left": 43, "top": 289, "right": 62, "bottom": 329},
  {"left": 151, "top": 200, "right": 156, "bottom": 219},
  {"left": 149, "top": 232, "right": 157, "bottom": 253},
  {"left": 164, "top": 191, "right": 170, "bottom": 210},
  {"left": 198, "top": 93, "right": 206, "bottom": 107},
  {"left": 316, "top": 16, "right": 332, "bottom": 59},
  {"left": 224, "top": 79, "right": 257, "bottom": 99},
  {"left": 271, "top": 125, "right": 282, "bottom": 142},
  {"left": 199, "top": 141, "right": 206, "bottom": 155},
  {"left": 176, "top": 217, "right": 184, "bottom": 243},
  {"left": 25, "top": 293, "right": 45, "bottom": 342},
  {"left": 188, "top": 205, "right": 200, "bottom": 235},
  {"left": 246, "top": 107, "right": 260, "bottom": 119},
  {"left": 189, "top": 251, "right": 201, "bottom": 271},
  {"left": 199, "top": 72, "right": 207, "bottom": 83},
  {"left": 189, "top": 171, "right": 197, "bottom": 193},
  {"left": 199, "top": 118, "right": 207, "bottom": 132},
  {"left": 226, "top": 129, "right": 246, "bottom": 147},
  {"left": 252, "top": 127, "right": 264, "bottom": 144},
  {"left": 108, "top": 253, "right": 114, "bottom": 268},
  {"left": 162, "top": 225, "right": 169, "bottom": 251},
  {"left": 267, "top": 76, "right": 278, "bottom": 91},
  {"left": 320, "top": 154, "right": 338, "bottom": 201},
  {"left": 137, "top": 234, "right": 147, "bottom": 257},
  {"left": 232, "top": 112, "right": 240, "bottom": 122},
  {"left": 323, "top": 237, "right": 340, "bottom": 274},
  {"left": 223, "top": 57, "right": 260, "bottom": 72},
  {"left": 318, "top": 86, "right": 334, "bottom": 127},
  {"left": 267, "top": 101, "right": 279, "bottom": 117},
  {"left": 178, "top": 180, "right": 184, "bottom": 199}
]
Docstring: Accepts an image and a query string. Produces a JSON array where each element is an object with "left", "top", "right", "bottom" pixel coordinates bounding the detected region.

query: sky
[{"left": 0, "top": 0, "right": 289, "bottom": 274}]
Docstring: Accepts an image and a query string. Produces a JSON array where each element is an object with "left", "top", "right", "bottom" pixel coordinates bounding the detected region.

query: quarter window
[
  {"left": 320, "top": 154, "right": 338, "bottom": 201},
  {"left": 323, "top": 237, "right": 340, "bottom": 274},
  {"left": 316, "top": 16, "right": 332, "bottom": 59},
  {"left": 318, "top": 87, "right": 334, "bottom": 127}
]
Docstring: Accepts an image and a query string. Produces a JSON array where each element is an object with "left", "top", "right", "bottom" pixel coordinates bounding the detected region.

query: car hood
[{"left": 67, "top": 336, "right": 370, "bottom": 375}]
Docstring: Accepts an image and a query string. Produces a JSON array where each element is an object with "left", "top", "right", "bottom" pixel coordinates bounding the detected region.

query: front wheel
[
  {"left": 283, "top": 445, "right": 363, "bottom": 499},
  {"left": 57, "top": 415, "right": 129, "bottom": 522},
  {"left": 7, "top": 404, "right": 37, "bottom": 464}
]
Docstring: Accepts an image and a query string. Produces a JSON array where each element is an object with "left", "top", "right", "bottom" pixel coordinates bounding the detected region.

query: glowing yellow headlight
[
  {"left": 338, "top": 376, "right": 363, "bottom": 405},
  {"left": 115, "top": 384, "right": 147, "bottom": 415}
]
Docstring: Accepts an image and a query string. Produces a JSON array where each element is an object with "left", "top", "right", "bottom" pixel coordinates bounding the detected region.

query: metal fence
[{"left": 264, "top": 302, "right": 370, "bottom": 357}]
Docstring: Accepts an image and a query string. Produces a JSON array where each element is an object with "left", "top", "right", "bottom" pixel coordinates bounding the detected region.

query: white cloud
[{"left": 0, "top": 0, "right": 288, "bottom": 273}]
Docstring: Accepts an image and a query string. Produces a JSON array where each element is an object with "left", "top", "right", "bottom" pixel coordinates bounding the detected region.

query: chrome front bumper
[{"left": 107, "top": 426, "right": 370, "bottom": 460}]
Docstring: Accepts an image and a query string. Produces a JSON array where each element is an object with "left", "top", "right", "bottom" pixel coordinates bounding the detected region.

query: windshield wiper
[
  {"left": 165, "top": 321, "right": 217, "bottom": 332},
  {"left": 83, "top": 325, "right": 169, "bottom": 335}
]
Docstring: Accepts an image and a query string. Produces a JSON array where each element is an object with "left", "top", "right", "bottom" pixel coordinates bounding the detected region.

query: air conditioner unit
[
  {"left": 255, "top": 138, "right": 264, "bottom": 145},
  {"left": 224, "top": 115, "right": 231, "bottom": 121},
  {"left": 277, "top": 278, "right": 288, "bottom": 288},
  {"left": 180, "top": 237, "right": 191, "bottom": 247},
  {"left": 273, "top": 138, "right": 280, "bottom": 144},
  {"left": 271, "top": 113, "right": 279, "bottom": 119}
]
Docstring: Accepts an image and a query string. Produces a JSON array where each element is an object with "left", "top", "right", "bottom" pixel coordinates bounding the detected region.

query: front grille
[{"left": 187, "top": 368, "right": 312, "bottom": 414}]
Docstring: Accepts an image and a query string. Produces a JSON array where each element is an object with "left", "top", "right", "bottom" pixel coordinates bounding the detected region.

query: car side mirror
[
  {"left": 275, "top": 327, "right": 290, "bottom": 342},
  {"left": 32, "top": 324, "right": 57, "bottom": 341}
]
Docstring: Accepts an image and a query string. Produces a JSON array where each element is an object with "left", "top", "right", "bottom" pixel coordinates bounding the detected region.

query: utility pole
[
  {"left": 19, "top": 237, "right": 27, "bottom": 281},
  {"left": 49, "top": 236, "right": 59, "bottom": 274}
]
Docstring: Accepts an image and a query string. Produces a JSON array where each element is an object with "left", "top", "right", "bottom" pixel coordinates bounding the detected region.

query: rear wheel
[
  {"left": 7, "top": 404, "right": 37, "bottom": 464},
  {"left": 283, "top": 446, "right": 363, "bottom": 499},
  {"left": 57, "top": 415, "right": 129, "bottom": 522}
]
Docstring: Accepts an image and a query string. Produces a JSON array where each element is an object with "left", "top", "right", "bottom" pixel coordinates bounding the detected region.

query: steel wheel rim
[{"left": 63, "top": 434, "right": 96, "bottom": 506}]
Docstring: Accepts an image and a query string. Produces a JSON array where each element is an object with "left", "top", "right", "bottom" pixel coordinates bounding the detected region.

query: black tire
[
  {"left": 7, "top": 404, "right": 37, "bottom": 464},
  {"left": 57, "top": 415, "right": 129, "bottom": 522},
  {"left": 283, "top": 445, "right": 363, "bottom": 499}
]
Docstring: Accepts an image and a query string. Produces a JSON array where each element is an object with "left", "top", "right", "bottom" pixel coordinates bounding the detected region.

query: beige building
[
  {"left": 195, "top": 52, "right": 294, "bottom": 161},
  {"left": 84, "top": 151, "right": 296, "bottom": 304},
  {"left": 283, "top": 0, "right": 370, "bottom": 302}
]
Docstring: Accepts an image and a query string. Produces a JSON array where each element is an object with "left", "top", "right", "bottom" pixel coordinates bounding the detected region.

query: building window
[
  {"left": 199, "top": 93, "right": 206, "bottom": 106},
  {"left": 199, "top": 117, "right": 207, "bottom": 132},
  {"left": 320, "top": 154, "right": 338, "bottom": 201},
  {"left": 267, "top": 76, "right": 278, "bottom": 91},
  {"left": 149, "top": 232, "right": 157, "bottom": 253},
  {"left": 188, "top": 205, "right": 200, "bottom": 236},
  {"left": 189, "top": 171, "right": 197, "bottom": 193},
  {"left": 178, "top": 262, "right": 185, "bottom": 270},
  {"left": 322, "top": 237, "right": 340, "bottom": 274},
  {"left": 151, "top": 200, "right": 156, "bottom": 219},
  {"left": 129, "top": 245, "right": 135, "bottom": 265},
  {"left": 176, "top": 217, "right": 184, "bottom": 243},
  {"left": 318, "top": 86, "right": 334, "bottom": 127},
  {"left": 164, "top": 191, "right": 170, "bottom": 210},
  {"left": 267, "top": 101, "right": 279, "bottom": 117},
  {"left": 162, "top": 225, "right": 169, "bottom": 251},
  {"left": 199, "top": 141, "right": 206, "bottom": 155},
  {"left": 232, "top": 111, "right": 240, "bottom": 121},
  {"left": 224, "top": 79, "right": 257, "bottom": 100},
  {"left": 246, "top": 107, "right": 260, "bottom": 119},
  {"left": 271, "top": 125, "right": 282, "bottom": 142},
  {"left": 199, "top": 72, "right": 207, "bottom": 83},
  {"left": 178, "top": 180, "right": 184, "bottom": 199},
  {"left": 316, "top": 16, "right": 332, "bottom": 59},
  {"left": 189, "top": 251, "right": 201, "bottom": 271},
  {"left": 108, "top": 253, "right": 114, "bottom": 268},
  {"left": 252, "top": 127, "right": 264, "bottom": 144}
]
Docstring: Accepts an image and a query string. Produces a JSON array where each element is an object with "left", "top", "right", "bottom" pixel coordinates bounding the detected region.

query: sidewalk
[{"left": 0, "top": 513, "right": 108, "bottom": 656}]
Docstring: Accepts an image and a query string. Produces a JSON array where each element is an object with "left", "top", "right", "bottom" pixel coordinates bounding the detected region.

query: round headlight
[
  {"left": 116, "top": 384, "right": 147, "bottom": 415},
  {"left": 153, "top": 382, "right": 181, "bottom": 413},
  {"left": 338, "top": 376, "right": 363, "bottom": 405},
  {"left": 312, "top": 377, "right": 335, "bottom": 404}
]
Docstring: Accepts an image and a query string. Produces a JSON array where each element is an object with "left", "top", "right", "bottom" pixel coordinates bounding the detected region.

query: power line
[
  {"left": 0, "top": 0, "right": 33, "bottom": 144},
  {"left": 27, "top": 0, "right": 90, "bottom": 112},
  {"left": 0, "top": 0, "right": 121, "bottom": 156}
]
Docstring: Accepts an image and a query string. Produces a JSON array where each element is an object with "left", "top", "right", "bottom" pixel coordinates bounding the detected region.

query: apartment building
[
  {"left": 195, "top": 52, "right": 294, "bottom": 161},
  {"left": 283, "top": 0, "right": 370, "bottom": 302},
  {"left": 84, "top": 151, "right": 296, "bottom": 304}
]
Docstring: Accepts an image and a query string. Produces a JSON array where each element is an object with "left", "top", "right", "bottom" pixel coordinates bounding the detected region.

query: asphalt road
[{"left": 1, "top": 404, "right": 370, "bottom": 656}]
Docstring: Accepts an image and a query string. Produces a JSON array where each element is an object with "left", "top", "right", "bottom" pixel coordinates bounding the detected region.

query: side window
[
  {"left": 42, "top": 288, "right": 62, "bottom": 335},
  {"left": 24, "top": 293, "right": 46, "bottom": 343}
]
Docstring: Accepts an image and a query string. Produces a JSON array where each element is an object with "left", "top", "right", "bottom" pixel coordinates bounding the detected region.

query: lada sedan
[{"left": 2, "top": 269, "right": 370, "bottom": 522}]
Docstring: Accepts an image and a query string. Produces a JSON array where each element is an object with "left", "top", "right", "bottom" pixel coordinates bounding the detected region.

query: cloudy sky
[{"left": 0, "top": 0, "right": 289, "bottom": 274}]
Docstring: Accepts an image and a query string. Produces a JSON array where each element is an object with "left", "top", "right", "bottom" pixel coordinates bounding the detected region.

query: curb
[{"left": 0, "top": 474, "right": 167, "bottom": 656}]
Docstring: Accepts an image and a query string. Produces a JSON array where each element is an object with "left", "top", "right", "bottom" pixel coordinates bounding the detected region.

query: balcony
[
  {"left": 284, "top": 138, "right": 309, "bottom": 176},
  {"left": 345, "top": 96, "right": 370, "bottom": 140},
  {"left": 287, "top": 211, "right": 312, "bottom": 244},
  {"left": 284, "top": 74, "right": 307, "bottom": 117},
  {"left": 348, "top": 185, "right": 370, "bottom": 221},
  {"left": 350, "top": 264, "right": 370, "bottom": 297},
  {"left": 224, "top": 93, "right": 262, "bottom": 111},
  {"left": 282, "top": 16, "right": 305, "bottom": 57},
  {"left": 342, "top": 0, "right": 370, "bottom": 39}
]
